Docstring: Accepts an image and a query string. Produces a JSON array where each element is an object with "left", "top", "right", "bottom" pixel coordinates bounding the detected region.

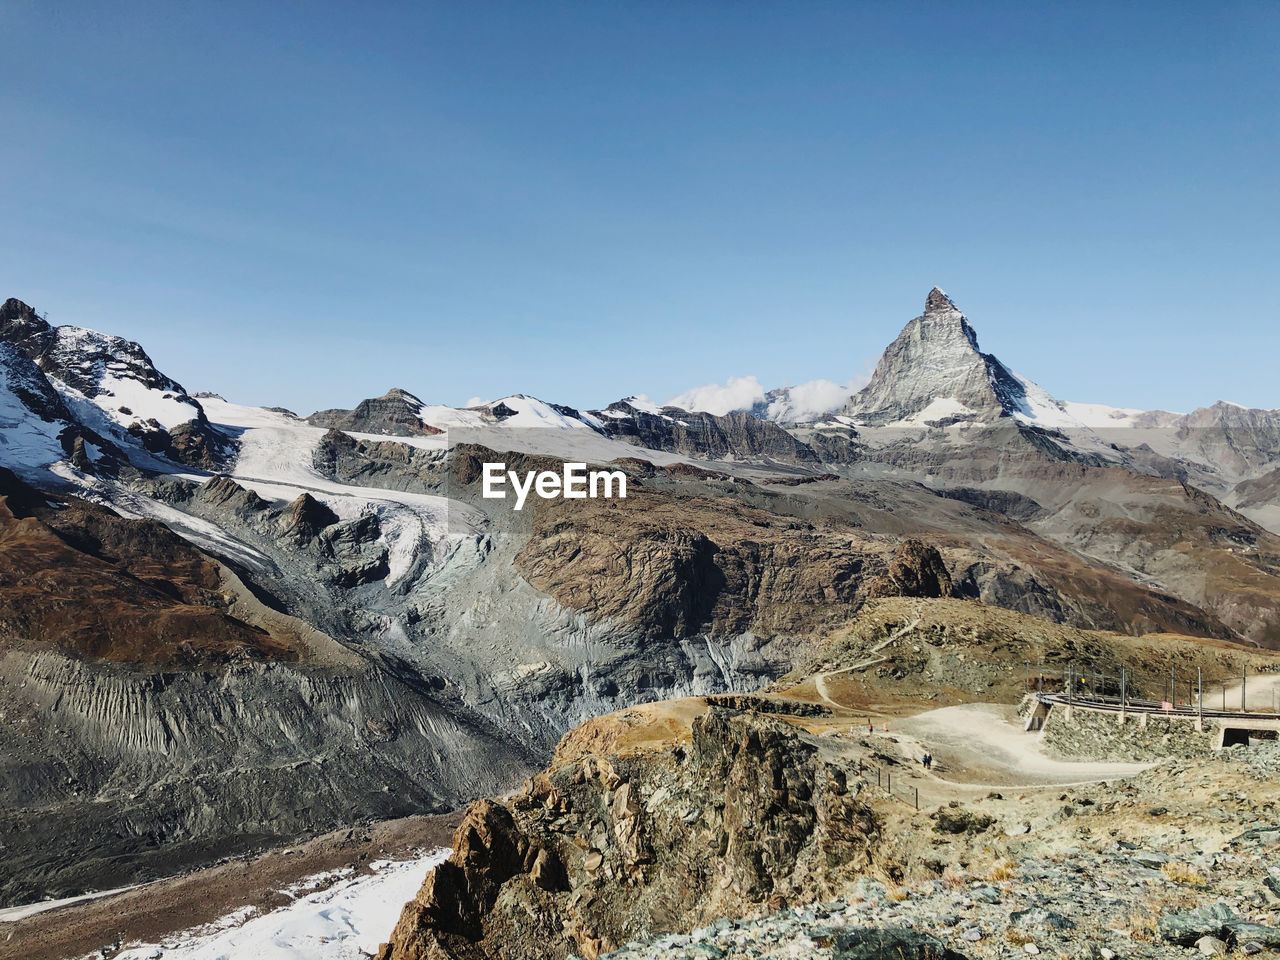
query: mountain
[
  {"left": 4, "top": 286, "right": 1280, "bottom": 922},
  {"left": 0, "top": 298, "right": 233, "bottom": 470},
  {"left": 587, "top": 397, "right": 821, "bottom": 464},
  {"left": 842, "top": 287, "right": 1074, "bottom": 427}
]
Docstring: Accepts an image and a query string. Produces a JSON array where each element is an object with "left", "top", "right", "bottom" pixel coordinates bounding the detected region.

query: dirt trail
[{"left": 890, "top": 702, "right": 1153, "bottom": 788}]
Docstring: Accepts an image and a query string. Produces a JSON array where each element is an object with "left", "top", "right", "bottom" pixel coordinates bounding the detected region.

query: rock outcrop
[
  {"left": 514, "top": 487, "right": 901, "bottom": 640},
  {"left": 378, "top": 704, "right": 879, "bottom": 960},
  {"left": 309, "top": 388, "right": 445, "bottom": 437},
  {"left": 591, "top": 400, "right": 820, "bottom": 464},
  {"left": 867, "top": 539, "right": 959, "bottom": 600}
]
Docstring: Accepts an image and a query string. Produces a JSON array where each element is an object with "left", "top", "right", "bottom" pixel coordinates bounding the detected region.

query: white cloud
[
  {"left": 667, "top": 376, "right": 767, "bottom": 417},
  {"left": 624, "top": 394, "right": 663, "bottom": 414},
  {"left": 766, "top": 377, "right": 867, "bottom": 422},
  {"left": 465, "top": 396, "right": 484, "bottom": 407},
  {"left": 667, "top": 375, "right": 867, "bottom": 422}
]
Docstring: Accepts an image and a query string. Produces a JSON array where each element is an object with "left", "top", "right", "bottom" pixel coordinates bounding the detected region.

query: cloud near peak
[{"left": 667, "top": 375, "right": 868, "bottom": 422}]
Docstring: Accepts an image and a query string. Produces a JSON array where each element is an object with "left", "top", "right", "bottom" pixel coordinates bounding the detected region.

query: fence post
[{"left": 914, "top": 786, "right": 919, "bottom": 811}]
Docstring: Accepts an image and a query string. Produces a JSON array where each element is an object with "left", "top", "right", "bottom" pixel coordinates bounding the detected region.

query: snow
[
  {"left": 417, "top": 404, "right": 489, "bottom": 430},
  {"left": 621, "top": 394, "right": 662, "bottom": 415},
  {"left": 488, "top": 395, "right": 594, "bottom": 429},
  {"left": 890, "top": 397, "right": 978, "bottom": 426},
  {"left": 0, "top": 883, "right": 141, "bottom": 923},
  {"left": 48, "top": 326, "right": 203, "bottom": 431},
  {"left": 1060, "top": 401, "right": 1160, "bottom": 429},
  {"left": 1003, "top": 370, "right": 1088, "bottom": 429},
  {"left": 94, "top": 373, "right": 203, "bottom": 429},
  {"left": 93, "top": 850, "right": 448, "bottom": 960},
  {"left": 201, "top": 397, "right": 481, "bottom": 585},
  {"left": 0, "top": 355, "right": 66, "bottom": 473}
]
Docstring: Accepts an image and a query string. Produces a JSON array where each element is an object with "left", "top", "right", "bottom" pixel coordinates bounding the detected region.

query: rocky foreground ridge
[{"left": 376, "top": 599, "right": 1280, "bottom": 960}]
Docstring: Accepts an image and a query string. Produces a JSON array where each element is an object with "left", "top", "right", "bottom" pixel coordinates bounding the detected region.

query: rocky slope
[
  {"left": 842, "top": 289, "right": 1063, "bottom": 428},
  {"left": 0, "top": 467, "right": 293, "bottom": 666},
  {"left": 4, "top": 283, "right": 1280, "bottom": 925},
  {"left": 589, "top": 400, "right": 821, "bottom": 464},
  {"left": 375, "top": 596, "right": 1280, "bottom": 960},
  {"left": 0, "top": 297, "right": 233, "bottom": 470}
]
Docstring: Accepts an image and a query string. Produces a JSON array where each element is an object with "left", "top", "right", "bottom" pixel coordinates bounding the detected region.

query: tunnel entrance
[{"left": 1220, "top": 727, "right": 1278, "bottom": 748}]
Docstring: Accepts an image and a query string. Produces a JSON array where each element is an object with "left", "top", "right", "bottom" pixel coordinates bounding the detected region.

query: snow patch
[
  {"left": 891, "top": 397, "right": 978, "bottom": 426},
  {"left": 92, "top": 850, "right": 448, "bottom": 960},
  {"left": 489, "top": 396, "right": 594, "bottom": 430}
]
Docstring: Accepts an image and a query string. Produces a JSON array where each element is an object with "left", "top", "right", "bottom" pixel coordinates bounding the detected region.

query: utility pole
[
  {"left": 1197, "top": 667, "right": 1202, "bottom": 722},
  {"left": 1121, "top": 667, "right": 1127, "bottom": 710},
  {"left": 1025, "top": 660, "right": 1030, "bottom": 694},
  {"left": 1243, "top": 667, "right": 1247, "bottom": 713}
]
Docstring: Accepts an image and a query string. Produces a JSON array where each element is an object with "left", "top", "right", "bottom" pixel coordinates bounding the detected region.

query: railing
[
  {"left": 1034, "top": 691, "right": 1280, "bottom": 721},
  {"left": 856, "top": 756, "right": 920, "bottom": 811}
]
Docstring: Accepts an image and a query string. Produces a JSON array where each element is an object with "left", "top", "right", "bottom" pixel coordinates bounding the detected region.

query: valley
[{"left": 3, "top": 289, "right": 1280, "bottom": 958}]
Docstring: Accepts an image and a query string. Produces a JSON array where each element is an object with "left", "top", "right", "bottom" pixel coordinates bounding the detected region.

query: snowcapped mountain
[
  {"left": 667, "top": 375, "right": 865, "bottom": 424},
  {"left": 842, "top": 287, "right": 1082, "bottom": 428},
  {"left": 0, "top": 297, "right": 231, "bottom": 470}
]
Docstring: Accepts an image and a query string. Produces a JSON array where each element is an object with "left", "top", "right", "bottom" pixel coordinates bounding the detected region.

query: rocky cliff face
[
  {"left": 309, "top": 388, "right": 446, "bottom": 437},
  {"left": 591, "top": 400, "right": 820, "bottom": 463},
  {"left": 0, "top": 297, "right": 234, "bottom": 470},
  {"left": 513, "top": 487, "right": 940, "bottom": 641},
  {"left": 843, "top": 289, "right": 1054, "bottom": 427},
  {"left": 377, "top": 703, "right": 878, "bottom": 960}
]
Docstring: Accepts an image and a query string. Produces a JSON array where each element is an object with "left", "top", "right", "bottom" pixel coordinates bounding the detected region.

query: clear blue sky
[{"left": 2, "top": 1, "right": 1276, "bottom": 414}]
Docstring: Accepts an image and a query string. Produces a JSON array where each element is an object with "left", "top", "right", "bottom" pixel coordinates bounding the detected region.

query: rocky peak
[
  {"left": 308, "top": 387, "right": 442, "bottom": 437},
  {"left": 843, "top": 289, "right": 1047, "bottom": 427},
  {"left": 380, "top": 387, "right": 424, "bottom": 405},
  {"left": 0, "top": 297, "right": 48, "bottom": 331},
  {"left": 924, "top": 286, "right": 959, "bottom": 315},
  {"left": 0, "top": 298, "right": 56, "bottom": 358}
]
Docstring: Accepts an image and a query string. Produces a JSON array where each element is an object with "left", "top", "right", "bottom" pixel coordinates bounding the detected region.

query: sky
[{"left": 1, "top": 1, "right": 1277, "bottom": 415}]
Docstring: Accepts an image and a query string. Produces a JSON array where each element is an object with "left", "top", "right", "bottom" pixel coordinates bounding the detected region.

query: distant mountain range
[{"left": 3, "top": 286, "right": 1280, "bottom": 909}]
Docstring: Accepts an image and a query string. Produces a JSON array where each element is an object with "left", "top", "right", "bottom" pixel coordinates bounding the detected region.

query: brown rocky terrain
[
  {"left": 514, "top": 488, "right": 906, "bottom": 641},
  {"left": 378, "top": 703, "right": 879, "bottom": 960},
  {"left": 376, "top": 598, "right": 1280, "bottom": 960},
  {"left": 0, "top": 468, "right": 297, "bottom": 667}
]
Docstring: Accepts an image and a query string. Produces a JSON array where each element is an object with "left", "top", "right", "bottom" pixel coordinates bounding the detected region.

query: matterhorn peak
[
  {"left": 842, "top": 288, "right": 1069, "bottom": 428},
  {"left": 924, "top": 286, "right": 959, "bottom": 315}
]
